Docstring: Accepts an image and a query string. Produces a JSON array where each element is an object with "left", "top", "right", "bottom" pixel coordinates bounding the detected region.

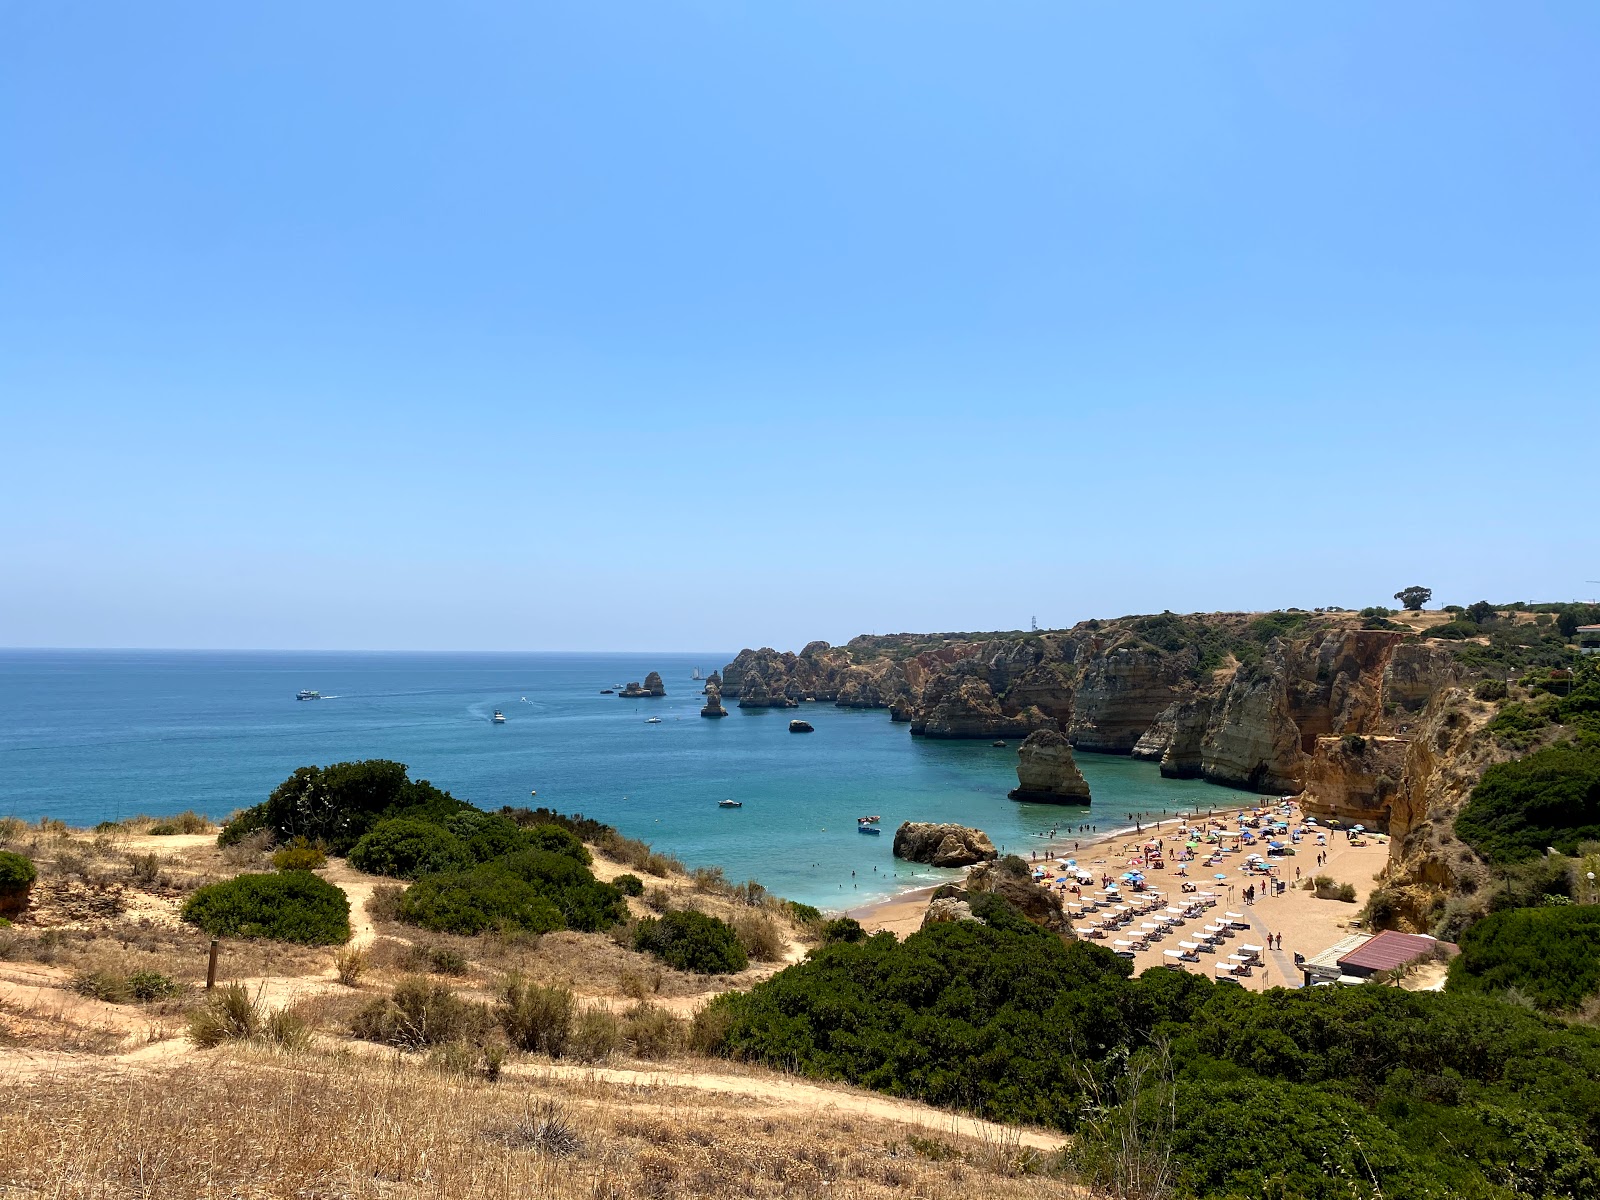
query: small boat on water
[
  {"left": 857, "top": 823, "right": 882, "bottom": 835},
  {"left": 492, "top": 710, "right": 506, "bottom": 724},
  {"left": 692, "top": 668, "right": 703, "bottom": 680},
  {"left": 857, "top": 815, "right": 880, "bottom": 825},
  {"left": 296, "top": 690, "right": 321, "bottom": 701},
  {"left": 645, "top": 716, "right": 662, "bottom": 724},
  {"left": 718, "top": 799, "right": 742, "bottom": 808}
]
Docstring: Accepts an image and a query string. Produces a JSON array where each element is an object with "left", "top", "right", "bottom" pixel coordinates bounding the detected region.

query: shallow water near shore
[{"left": 0, "top": 650, "right": 1224, "bottom": 910}]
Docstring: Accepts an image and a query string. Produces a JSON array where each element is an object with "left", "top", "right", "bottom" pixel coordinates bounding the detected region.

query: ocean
[{"left": 0, "top": 650, "right": 1224, "bottom": 910}]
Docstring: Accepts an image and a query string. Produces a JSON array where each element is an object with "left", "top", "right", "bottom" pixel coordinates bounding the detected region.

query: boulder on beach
[
  {"left": 892, "top": 822, "right": 997, "bottom": 868},
  {"left": 964, "top": 857, "right": 1073, "bottom": 935}
]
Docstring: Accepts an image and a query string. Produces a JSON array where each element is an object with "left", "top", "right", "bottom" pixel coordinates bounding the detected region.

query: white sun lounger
[
  {"left": 1178, "top": 940, "right": 1201, "bottom": 952},
  {"left": 1238, "top": 943, "right": 1264, "bottom": 959}
]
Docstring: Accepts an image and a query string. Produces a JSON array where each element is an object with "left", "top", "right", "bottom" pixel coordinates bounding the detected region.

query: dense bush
[
  {"left": 0, "top": 851, "right": 37, "bottom": 917},
  {"left": 181, "top": 871, "right": 351, "bottom": 944},
  {"left": 490, "top": 849, "right": 628, "bottom": 931},
  {"left": 1448, "top": 904, "right": 1600, "bottom": 1011},
  {"left": 348, "top": 818, "right": 473, "bottom": 880},
  {"left": 714, "top": 917, "right": 1600, "bottom": 1197},
  {"left": 352, "top": 976, "right": 494, "bottom": 1048},
  {"left": 613, "top": 873, "right": 644, "bottom": 897},
  {"left": 497, "top": 974, "right": 576, "bottom": 1056},
  {"left": 270, "top": 837, "right": 327, "bottom": 872},
  {"left": 633, "top": 909, "right": 748, "bottom": 974},
  {"left": 396, "top": 866, "right": 565, "bottom": 936},
  {"left": 1456, "top": 743, "right": 1600, "bottom": 863},
  {"left": 218, "top": 760, "right": 470, "bottom": 853}
]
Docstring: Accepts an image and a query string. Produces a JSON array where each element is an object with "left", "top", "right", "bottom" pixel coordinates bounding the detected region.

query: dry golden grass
[{"left": 0, "top": 1047, "right": 1075, "bottom": 1199}]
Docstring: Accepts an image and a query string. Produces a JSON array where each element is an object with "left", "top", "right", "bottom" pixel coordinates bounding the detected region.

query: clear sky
[{"left": 3, "top": 3, "right": 1596, "bottom": 652}]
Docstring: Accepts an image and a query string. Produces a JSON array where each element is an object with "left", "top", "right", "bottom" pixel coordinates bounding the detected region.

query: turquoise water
[{"left": 0, "top": 650, "right": 1220, "bottom": 910}]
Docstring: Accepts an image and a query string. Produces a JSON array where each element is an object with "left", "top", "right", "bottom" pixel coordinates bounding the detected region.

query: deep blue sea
[{"left": 0, "top": 650, "right": 1221, "bottom": 910}]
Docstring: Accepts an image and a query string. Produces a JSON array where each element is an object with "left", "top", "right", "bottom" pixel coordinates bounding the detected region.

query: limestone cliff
[
  {"left": 1299, "top": 734, "right": 1409, "bottom": 831},
  {"left": 910, "top": 673, "right": 1053, "bottom": 740},
  {"left": 1008, "top": 728, "right": 1091, "bottom": 804},
  {"left": 1067, "top": 648, "right": 1194, "bottom": 753}
]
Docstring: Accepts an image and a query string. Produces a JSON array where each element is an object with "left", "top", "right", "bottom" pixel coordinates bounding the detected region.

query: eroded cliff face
[
  {"left": 1067, "top": 649, "right": 1194, "bottom": 753},
  {"left": 1300, "top": 734, "right": 1409, "bottom": 830},
  {"left": 1009, "top": 728, "right": 1091, "bottom": 804},
  {"left": 910, "top": 672, "right": 1053, "bottom": 739}
]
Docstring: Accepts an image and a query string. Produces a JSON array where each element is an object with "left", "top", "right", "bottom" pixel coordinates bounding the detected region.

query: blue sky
[{"left": 3, "top": 3, "right": 1596, "bottom": 651}]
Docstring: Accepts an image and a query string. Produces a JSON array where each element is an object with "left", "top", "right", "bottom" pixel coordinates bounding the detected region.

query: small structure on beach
[{"left": 1301, "top": 930, "right": 1457, "bottom": 987}]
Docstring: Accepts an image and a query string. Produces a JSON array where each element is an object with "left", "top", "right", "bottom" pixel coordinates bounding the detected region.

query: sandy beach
[{"left": 853, "top": 798, "right": 1394, "bottom": 990}]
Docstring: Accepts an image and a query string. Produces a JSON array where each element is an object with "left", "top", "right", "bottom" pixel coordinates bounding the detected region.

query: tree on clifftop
[{"left": 1394, "top": 585, "right": 1432, "bottom": 611}]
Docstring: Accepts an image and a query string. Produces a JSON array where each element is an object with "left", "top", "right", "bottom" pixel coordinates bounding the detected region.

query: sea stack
[
  {"left": 703, "top": 670, "right": 722, "bottom": 695},
  {"left": 620, "top": 672, "right": 667, "bottom": 699},
  {"left": 788, "top": 719, "right": 814, "bottom": 733},
  {"left": 1007, "top": 728, "right": 1092, "bottom": 804},
  {"left": 700, "top": 685, "right": 728, "bottom": 718}
]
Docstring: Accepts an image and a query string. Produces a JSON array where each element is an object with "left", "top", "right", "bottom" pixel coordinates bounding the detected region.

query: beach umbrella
[
  {"left": 1353, "top": 824, "right": 1365, "bottom": 831},
  {"left": 1213, "top": 873, "right": 1227, "bottom": 880}
]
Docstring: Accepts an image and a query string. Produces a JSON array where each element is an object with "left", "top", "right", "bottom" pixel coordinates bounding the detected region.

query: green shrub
[
  {"left": 348, "top": 818, "right": 473, "bottom": 880},
  {"left": 633, "top": 910, "right": 748, "bottom": 974},
  {"left": 613, "top": 873, "right": 645, "bottom": 897},
  {"left": 351, "top": 976, "right": 493, "bottom": 1049},
  {"left": 181, "top": 871, "right": 351, "bottom": 944},
  {"left": 821, "top": 917, "right": 866, "bottom": 943},
  {"left": 489, "top": 849, "right": 628, "bottom": 932},
  {"left": 271, "top": 837, "right": 327, "bottom": 872},
  {"left": 0, "top": 851, "right": 39, "bottom": 888},
  {"left": 1456, "top": 744, "right": 1600, "bottom": 863},
  {"left": 1474, "top": 677, "right": 1510, "bottom": 701},
  {"left": 498, "top": 974, "right": 575, "bottom": 1056},
  {"left": 187, "top": 983, "right": 263, "bottom": 1047},
  {"left": 396, "top": 867, "right": 565, "bottom": 936},
  {"left": 1448, "top": 904, "right": 1600, "bottom": 1011},
  {"left": 569, "top": 1008, "right": 621, "bottom": 1062}
]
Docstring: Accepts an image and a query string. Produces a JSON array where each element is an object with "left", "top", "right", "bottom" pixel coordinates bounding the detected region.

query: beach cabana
[{"left": 1238, "top": 943, "right": 1264, "bottom": 961}]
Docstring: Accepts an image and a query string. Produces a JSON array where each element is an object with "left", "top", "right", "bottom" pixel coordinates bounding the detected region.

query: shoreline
[{"left": 851, "top": 799, "right": 1269, "bottom": 936}]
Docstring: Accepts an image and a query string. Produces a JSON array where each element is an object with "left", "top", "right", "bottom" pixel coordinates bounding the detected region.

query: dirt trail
[{"left": 510, "top": 1060, "right": 1068, "bottom": 1151}]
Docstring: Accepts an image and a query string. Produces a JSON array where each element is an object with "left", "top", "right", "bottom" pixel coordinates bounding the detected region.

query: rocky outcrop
[
  {"left": 1383, "top": 644, "right": 1462, "bottom": 715},
  {"left": 703, "top": 670, "right": 722, "bottom": 694},
  {"left": 1067, "top": 649, "right": 1193, "bottom": 753},
  {"left": 721, "top": 643, "right": 856, "bottom": 705},
  {"left": 892, "top": 822, "right": 998, "bottom": 867},
  {"left": 618, "top": 675, "right": 665, "bottom": 698},
  {"left": 788, "top": 719, "right": 814, "bottom": 733},
  {"left": 699, "top": 685, "right": 728, "bottom": 718},
  {"left": 910, "top": 673, "right": 1053, "bottom": 739},
  {"left": 964, "top": 859, "right": 1073, "bottom": 935},
  {"left": 1300, "top": 734, "right": 1409, "bottom": 832},
  {"left": 921, "top": 896, "right": 977, "bottom": 927},
  {"left": 1008, "top": 729, "right": 1091, "bottom": 804}
]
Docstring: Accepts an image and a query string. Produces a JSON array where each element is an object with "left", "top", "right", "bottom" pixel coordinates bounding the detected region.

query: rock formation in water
[
  {"left": 1007, "top": 728, "right": 1091, "bottom": 804},
  {"left": 619, "top": 672, "right": 667, "bottom": 699},
  {"left": 702, "top": 670, "right": 722, "bottom": 695},
  {"left": 699, "top": 685, "right": 728, "bottom": 718},
  {"left": 788, "top": 719, "right": 813, "bottom": 733},
  {"left": 892, "top": 822, "right": 998, "bottom": 867}
]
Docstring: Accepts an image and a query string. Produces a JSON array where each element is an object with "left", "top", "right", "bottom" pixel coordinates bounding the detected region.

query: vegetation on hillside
[
  {"left": 181, "top": 872, "right": 352, "bottom": 944},
  {"left": 1448, "top": 905, "right": 1600, "bottom": 1012},
  {"left": 1456, "top": 744, "right": 1600, "bottom": 864},
  {"left": 707, "top": 902, "right": 1600, "bottom": 1198}
]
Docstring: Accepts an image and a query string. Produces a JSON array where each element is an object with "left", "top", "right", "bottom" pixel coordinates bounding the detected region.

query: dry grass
[
  {"left": 0, "top": 1048, "right": 1075, "bottom": 1199},
  {"left": 0, "top": 996, "right": 124, "bottom": 1054}
]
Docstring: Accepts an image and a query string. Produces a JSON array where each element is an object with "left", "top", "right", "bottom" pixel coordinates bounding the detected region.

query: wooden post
[{"left": 206, "top": 939, "right": 219, "bottom": 990}]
